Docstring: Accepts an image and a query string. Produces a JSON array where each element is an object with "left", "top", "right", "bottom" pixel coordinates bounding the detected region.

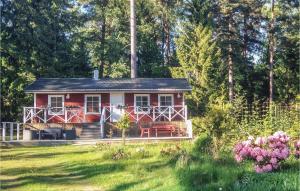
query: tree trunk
[
  {"left": 269, "top": 0, "right": 275, "bottom": 104},
  {"left": 122, "top": 128, "right": 126, "bottom": 146},
  {"left": 130, "top": 0, "right": 137, "bottom": 78},
  {"left": 99, "top": 17, "right": 106, "bottom": 78},
  {"left": 228, "top": 16, "right": 234, "bottom": 102}
]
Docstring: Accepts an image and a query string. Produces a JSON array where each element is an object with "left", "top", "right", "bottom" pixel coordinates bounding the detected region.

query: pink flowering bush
[
  {"left": 294, "top": 140, "right": 300, "bottom": 159},
  {"left": 233, "top": 131, "right": 290, "bottom": 173}
]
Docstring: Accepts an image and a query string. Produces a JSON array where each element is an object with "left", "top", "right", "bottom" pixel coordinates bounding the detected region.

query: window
[
  {"left": 48, "top": 95, "right": 64, "bottom": 115},
  {"left": 134, "top": 94, "right": 150, "bottom": 113},
  {"left": 158, "top": 94, "right": 174, "bottom": 113},
  {"left": 85, "top": 95, "right": 101, "bottom": 114}
]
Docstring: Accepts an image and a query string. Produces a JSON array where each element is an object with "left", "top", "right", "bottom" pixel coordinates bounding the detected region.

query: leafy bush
[
  {"left": 193, "top": 134, "right": 212, "bottom": 154},
  {"left": 94, "top": 142, "right": 111, "bottom": 151},
  {"left": 192, "top": 100, "right": 300, "bottom": 155},
  {"left": 175, "top": 150, "right": 191, "bottom": 169},
  {"left": 111, "top": 148, "right": 131, "bottom": 160},
  {"left": 135, "top": 147, "right": 150, "bottom": 158},
  {"left": 115, "top": 114, "right": 131, "bottom": 145},
  {"left": 160, "top": 144, "right": 182, "bottom": 157},
  {"left": 160, "top": 144, "right": 191, "bottom": 167},
  {"left": 294, "top": 140, "right": 300, "bottom": 159},
  {"left": 233, "top": 131, "right": 290, "bottom": 173}
]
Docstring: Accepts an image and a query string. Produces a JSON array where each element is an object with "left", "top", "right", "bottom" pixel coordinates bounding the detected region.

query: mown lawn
[{"left": 0, "top": 141, "right": 299, "bottom": 191}]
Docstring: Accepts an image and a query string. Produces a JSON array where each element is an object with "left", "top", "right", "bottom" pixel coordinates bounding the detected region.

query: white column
[
  {"left": 168, "top": 106, "right": 171, "bottom": 121},
  {"left": 184, "top": 105, "right": 188, "bottom": 121},
  {"left": 2, "top": 123, "right": 6, "bottom": 141},
  {"left": 23, "top": 107, "right": 26, "bottom": 123},
  {"left": 44, "top": 109, "right": 47, "bottom": 123},
  {"left": 17, "top": 123, "right": 20, "bottom": 140},
  {"left": 10, "top": 123, "right": 14, "bottom": 141}
]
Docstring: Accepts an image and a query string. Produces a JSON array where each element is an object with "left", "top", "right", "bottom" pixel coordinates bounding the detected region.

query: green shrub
[
  {"left": 193, "top": 134, "right": 212, "bottom": 154},
  {"left": 115, "top": 114, "right": 131, "bottom": 145},
  {"left": 111, "top": 148, "right": 131, "bottom": 160},
  {"left": 94, "top": 142, "right": 111, "bottom": 151},
  {"left": 192, "top": 100, "right": 300, "bottom": 156},
  {"left": 134, "top": 147, "right": 150, "bottom": 159}
]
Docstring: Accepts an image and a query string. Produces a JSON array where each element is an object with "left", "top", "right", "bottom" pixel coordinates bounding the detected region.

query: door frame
[{"left": 110, "top": 93, "right": 125, "bottom": 122}]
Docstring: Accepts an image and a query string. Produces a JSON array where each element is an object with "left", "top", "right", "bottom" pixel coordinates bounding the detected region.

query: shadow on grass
[
  {"left": 1, "top": 161, "right": 125, "bottom": 190},
  {"left": 1, "top": 150, "right": 90, "bottom": 161}
]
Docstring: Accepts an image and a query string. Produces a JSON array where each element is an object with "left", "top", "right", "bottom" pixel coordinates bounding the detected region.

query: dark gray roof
[{"left": 25, "top": 78, "right": 191, "bottom": 93}]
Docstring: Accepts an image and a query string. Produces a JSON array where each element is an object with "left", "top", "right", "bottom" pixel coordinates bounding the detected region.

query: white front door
[{"left": 110, "top": 93, "right": 124, "bottom": 122}]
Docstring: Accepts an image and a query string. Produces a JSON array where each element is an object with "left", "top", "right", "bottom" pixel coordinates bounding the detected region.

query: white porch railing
[
  {"left": 1, "top": 122, "right": 22, "bottom": 141},
  {"left": 23, "top": 107, "right": 84, "bottom": 124},
  {"left": 100, "top": 105, "right": 188, "bottom": 123}
]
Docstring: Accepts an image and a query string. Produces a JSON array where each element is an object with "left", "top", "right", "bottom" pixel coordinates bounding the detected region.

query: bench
[{"left": 152, "top": 124, "right": 176, "bottom": 137}]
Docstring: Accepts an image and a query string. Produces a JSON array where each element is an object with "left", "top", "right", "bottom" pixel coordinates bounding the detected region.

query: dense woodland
[{"left": 1, "top": 0, "right": 299, "bottom": 121}]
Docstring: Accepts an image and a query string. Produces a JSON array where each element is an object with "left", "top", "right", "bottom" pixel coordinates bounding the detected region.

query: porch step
[{"left": 79, "top": 124, "right": 101, "bottom": 139}]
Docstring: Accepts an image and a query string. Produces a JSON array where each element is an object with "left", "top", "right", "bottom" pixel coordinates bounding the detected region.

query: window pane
[
  {"left": 166, "top": 96, "right": 172, "bottom": 102},
  {"left": 136, "top": 96, "right": 141, "bottom": 102},
  {"left": 86, "top": 96, "right": 100, "bottom": 113},
  {"left": 93, "top": 97, "right": 99, "bottom": 102},
  {"left": 93, "top": 106, "right": 99, "bottom": 112},
  {"left": 142, "top": 96, "right": 148, "bottom": 102},
  {"left": 87, "top": 106, "right": 93, "bottom": 112}
]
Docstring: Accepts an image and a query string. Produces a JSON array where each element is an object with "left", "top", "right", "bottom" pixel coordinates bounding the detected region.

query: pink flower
[
  {"left": 264, "top": 164, "right": 273, "bottom": 172},
  {"left": 235, "top": 154, "right": 243, "bottom": 163},
  {"left": 255, "top": 166, "right": 263, "bottom": 173},
  {"left": 294, "top": 140, "right": 300, "bottom": 148},
  {"left": 256, "top": 155, "right": 264, "bottom": 162},
  {"left": 255, "top": 137, "right": 266, "bottom": 145},
  {"left": 248, "top": 136, "right": 254, "bottom": 141},
  {"left": 270, "top": 158, "right": 277, "bottom": 164},
  {"left": 242, "top": 140, "right": 252, "bottom": 146},
  {"left": 261, "top": 149, "right": 268, "bottom": 157}
]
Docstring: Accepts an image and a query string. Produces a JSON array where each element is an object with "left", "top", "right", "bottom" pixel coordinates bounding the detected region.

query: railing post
[
  {"left": 10, "top": 123, "right": 14, "bottom": 141},
  {"left": 44, "top": 109, "right": 47, "bottom": 123},
  {"left": 17, "top": 123, "right": 20, "bottom": 140},
  {"left": 64, "top": 108, "right": 67, "bottom": 123},
  {"left": 30, "top": 109, "right": 33, "bottom": 123},
  {"left": 184, "top": 105, "right": 188, "bottom": 121},
  {"left": 23, "top": 107, "right": 26, "bottom": 123},
  {"left": 152, "top": 106, "right": 155, "bottom": 121},
  {"left": 2, "top": 123, "right": 6, "bottom": 141},
  {"left": 168, "top": 106, "right": 171, "bottom": 121}
]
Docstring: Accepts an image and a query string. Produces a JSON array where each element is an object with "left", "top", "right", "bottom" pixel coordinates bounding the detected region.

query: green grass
[{"left": 0, "top": 141, "right": 299, "bottom": 191}]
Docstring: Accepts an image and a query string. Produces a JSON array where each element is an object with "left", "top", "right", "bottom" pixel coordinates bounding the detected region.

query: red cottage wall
[
  {"left": 124, "top": 93, "right": 183, "bottom": 122},
  {"left": 36, "top": 93, "right": 110, "bottom": 123},
  {"left": 35, "top": 92, "right": 183, "bottom": 123}
]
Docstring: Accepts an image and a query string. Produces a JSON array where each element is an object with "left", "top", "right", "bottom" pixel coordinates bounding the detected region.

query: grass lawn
[{"left": 0, "top": 141, "right": 299, "bottom": 191}]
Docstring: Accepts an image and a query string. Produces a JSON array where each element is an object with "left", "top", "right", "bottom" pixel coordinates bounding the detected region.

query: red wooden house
[{"left": 24, "top": 72, "right": 192, "bottom": 139}]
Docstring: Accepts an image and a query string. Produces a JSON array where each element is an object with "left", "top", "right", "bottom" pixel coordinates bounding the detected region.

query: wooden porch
[{"left": 9, "top": 105, "right": 192, "bottom": 141}]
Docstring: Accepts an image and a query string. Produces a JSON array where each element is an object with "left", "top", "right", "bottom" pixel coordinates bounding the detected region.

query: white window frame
[
  {"left": 84, "top": 95, "right": 101, "bottom": 114},
  {"left": 158, "top": 94, "right": 174, "bottom": 113},
  {"left": 48, "top": 95, "right": 65, "bottom": 115},
  {"left": 134, "top": 94, "right": 150, "bottom": 114}
]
